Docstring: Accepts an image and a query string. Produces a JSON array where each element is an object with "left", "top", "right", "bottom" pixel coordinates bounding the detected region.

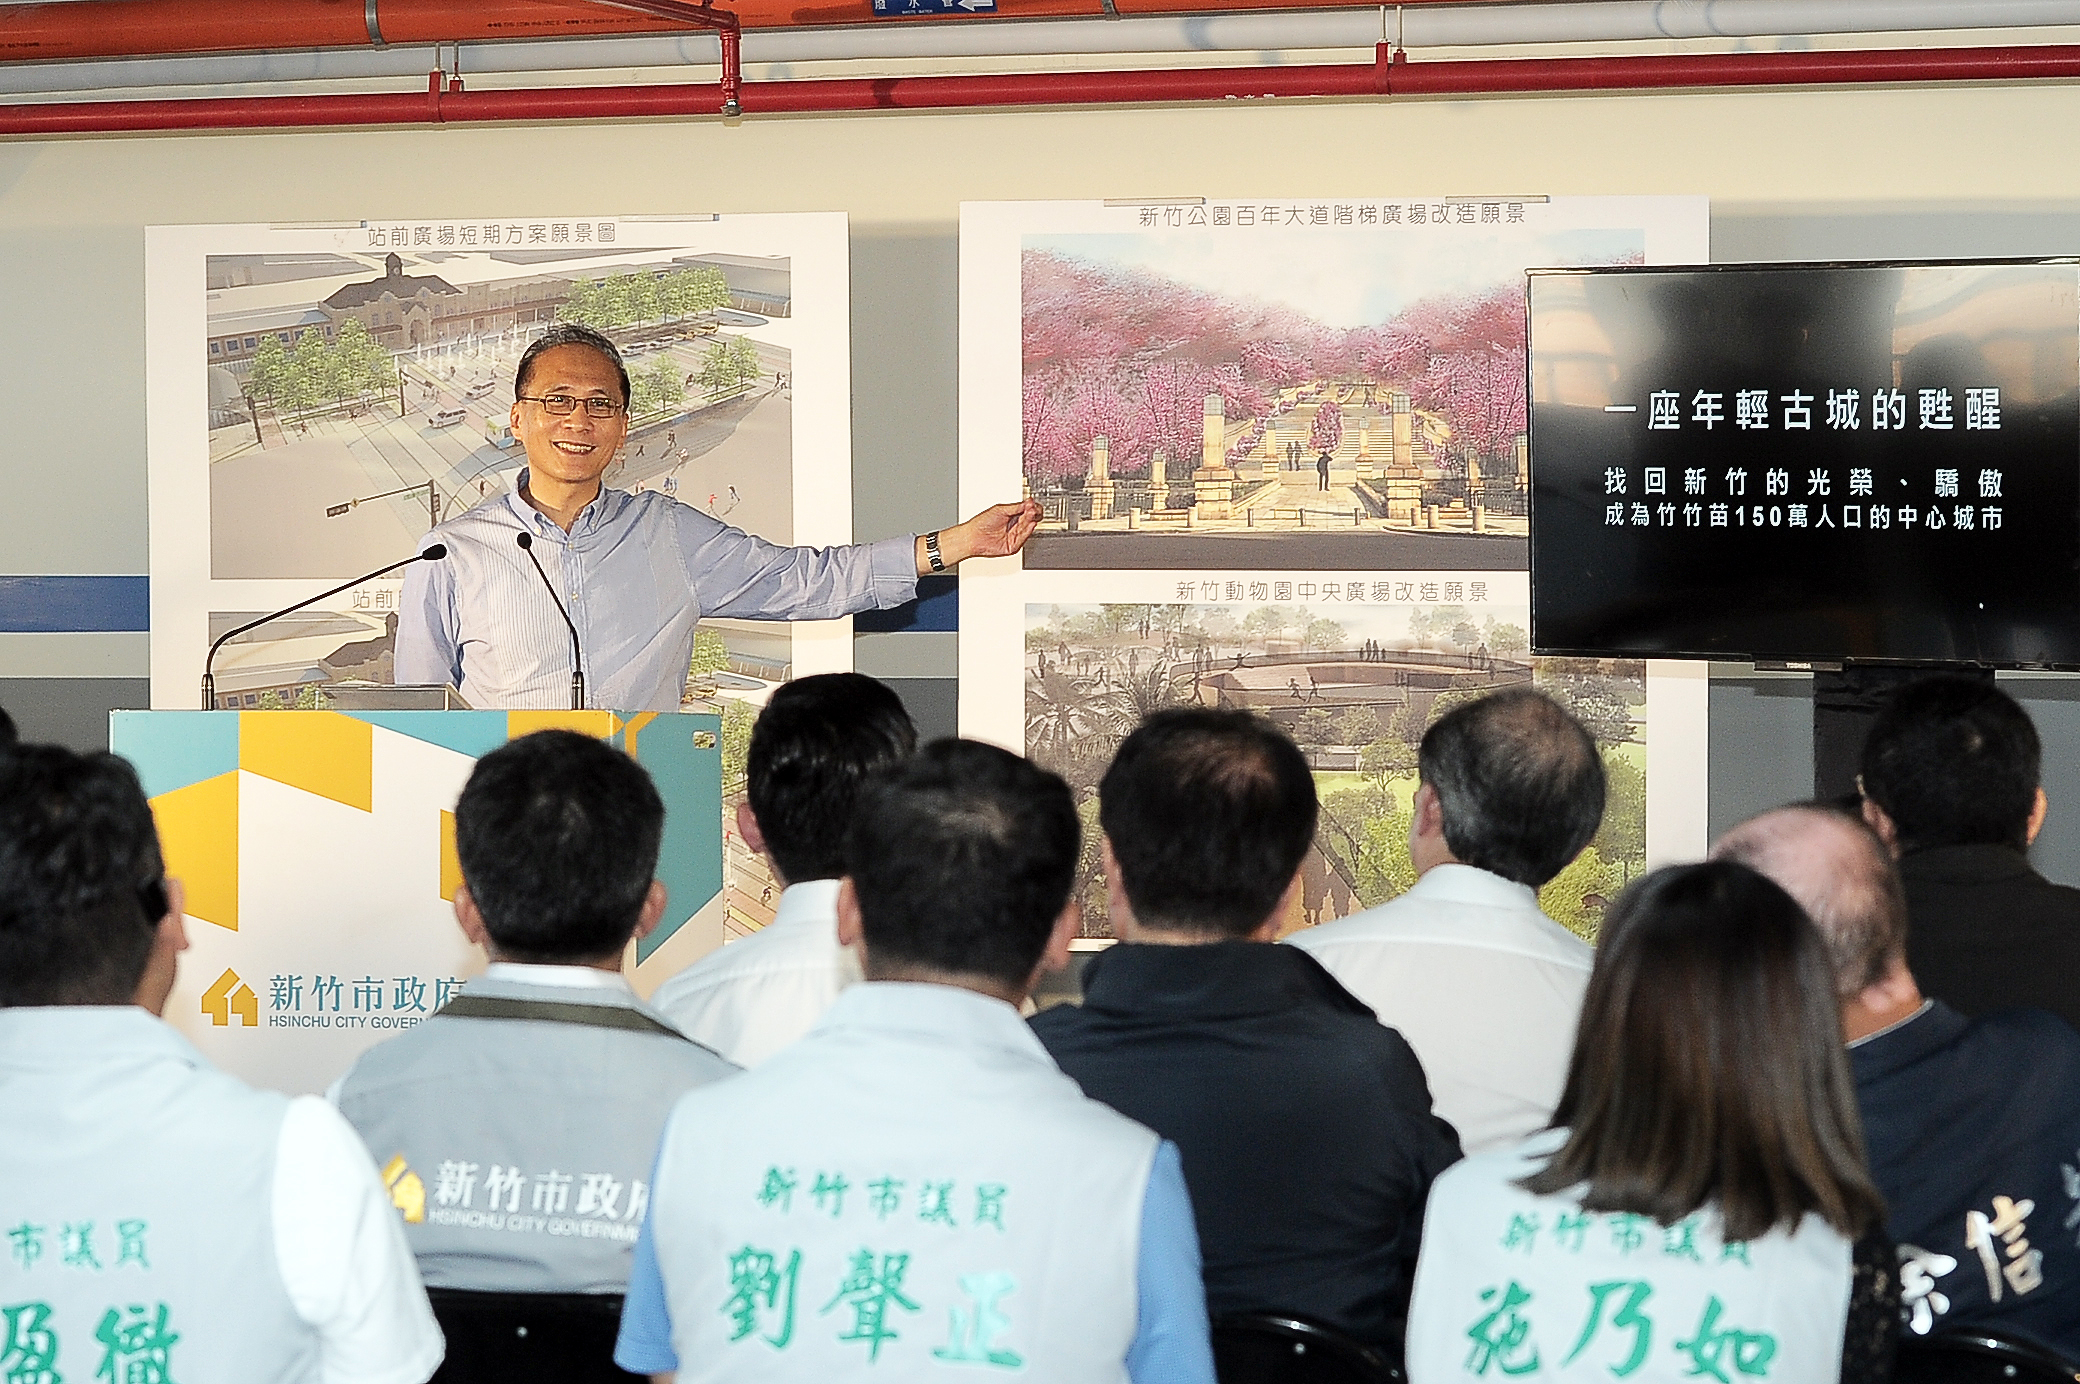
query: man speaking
[{"left": 398, "top": 323, "right": 1038, "bottom": 710}]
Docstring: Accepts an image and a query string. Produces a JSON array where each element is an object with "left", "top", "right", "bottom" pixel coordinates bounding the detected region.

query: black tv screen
[{"left": 1527, "top": 260, "right": 2080, "bottom": 666}]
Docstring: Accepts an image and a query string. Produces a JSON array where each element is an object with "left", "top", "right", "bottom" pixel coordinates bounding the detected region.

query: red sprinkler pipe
[{"left": 4, "top": 42, "right": 2080, "bottom": 134}]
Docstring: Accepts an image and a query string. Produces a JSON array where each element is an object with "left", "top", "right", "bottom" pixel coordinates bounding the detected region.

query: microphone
[
  {"left": 515, "top": 531, "right": 585, "bottom": 711},
  {"left": 202, "top": 544, "right": 447, "bottom": 710}
]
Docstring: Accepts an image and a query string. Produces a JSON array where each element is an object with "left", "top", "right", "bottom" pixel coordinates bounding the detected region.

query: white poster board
[{"left": 961, "top": 196, "right": 1711, "bottom": 940}]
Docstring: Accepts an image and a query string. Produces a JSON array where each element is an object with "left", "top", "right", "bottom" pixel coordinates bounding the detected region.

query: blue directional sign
[{"left": 871, "top": 0, "right": 996, "bottom": 16}]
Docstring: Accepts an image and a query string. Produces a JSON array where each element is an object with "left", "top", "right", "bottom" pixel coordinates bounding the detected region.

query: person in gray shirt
[{"left": 333, "top": 729, "right": 738, "bottom": 1294}]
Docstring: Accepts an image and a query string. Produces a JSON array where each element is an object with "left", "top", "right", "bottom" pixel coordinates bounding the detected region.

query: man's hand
[{"left": 916, "top": 499, "right": 1043, "bottom": 574}]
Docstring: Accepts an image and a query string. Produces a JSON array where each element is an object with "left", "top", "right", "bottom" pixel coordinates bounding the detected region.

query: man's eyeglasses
[{"left": 517, "top": 394, "right": 627, "bottom": 418}]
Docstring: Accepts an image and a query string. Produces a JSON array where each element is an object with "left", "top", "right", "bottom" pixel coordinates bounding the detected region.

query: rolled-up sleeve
[
  {"left": 675, "top": 507, "right": 917, "bottom": 620},
  {"left": 395, "top": 551, "right": 462, "bottom": 690}
]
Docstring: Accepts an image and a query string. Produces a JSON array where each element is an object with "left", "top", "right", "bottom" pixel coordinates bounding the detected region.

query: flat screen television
[{"left": 1526, "top": 259, "right": 2080, "bottom": 666}]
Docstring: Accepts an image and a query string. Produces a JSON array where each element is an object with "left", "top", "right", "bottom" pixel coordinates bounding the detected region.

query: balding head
[{"left": 1712, "top": 805, "right": 1906, "bottom": 997}]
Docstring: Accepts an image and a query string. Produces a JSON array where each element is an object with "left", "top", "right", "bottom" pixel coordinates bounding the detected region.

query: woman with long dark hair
[{"left": 1405, "top": 860, "right": 1899, "bottom": 1382}]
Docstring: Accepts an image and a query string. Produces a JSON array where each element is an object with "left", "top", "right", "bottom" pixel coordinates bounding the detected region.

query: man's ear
[
  {"left": 2029, "top": 786, "right": 2049, "bottom": 847},
  {"left": 835, "top": 876, "right": 865, "bottom": 950},
  {"left": 455, "top": 882, "right": 492, "bottom": 950},
  {"left": 1859, "top": 795, "right": 1901, "bottom": 857},
  {"left": 1411, "top": 781, "right": 1444, "bottom": 842},
  {"left": 735, "top": 800, "right": 766, "bottom": 856},
  {"left": 632, "top": 880, "right": 669, "bottom": 941}
]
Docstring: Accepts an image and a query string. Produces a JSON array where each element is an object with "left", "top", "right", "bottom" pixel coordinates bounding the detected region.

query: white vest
[
  {"left": 647, "top": 983, "right": 1157, "bottom": 1382},
  {"left": 1407, "top": 1131, "right": 1852, "bottom": 1384},
  {"left": 0, "top": 1008, "right": 318, "bottom": 1383}
]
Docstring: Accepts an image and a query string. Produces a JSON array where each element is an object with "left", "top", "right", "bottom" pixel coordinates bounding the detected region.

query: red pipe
[{"left": 1, "top": 41, "right": 2077, "bottom": 133}]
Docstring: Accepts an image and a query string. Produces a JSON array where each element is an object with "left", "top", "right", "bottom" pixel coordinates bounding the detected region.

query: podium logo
[
  {"left": 202, "top": 967, "right": 259, "bottom": 1027},
  {"left": 382, "top": 1156, "right": 427, "bottom": 1223}
]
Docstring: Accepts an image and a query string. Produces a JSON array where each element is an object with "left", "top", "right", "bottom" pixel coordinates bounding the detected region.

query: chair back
[
  {"left": 1212, "top": 1312, "right": 1403, "bottom": 1384},
  {"left": 426, "top": 1287, "right": 642, "bottom": 1384},
  {"left": 1893, "top": 1328, "right": 2080, "bottom": 1384}
]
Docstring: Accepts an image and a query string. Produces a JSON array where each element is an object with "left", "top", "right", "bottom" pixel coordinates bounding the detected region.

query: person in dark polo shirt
[
  {"left": 1858, "top": 674, "right": 2080, "bottom": 1032},
  {"left": 1031, "top": 708, "right": 1461, "bottom": 1358},
  {"left": 1718, "top": 803, "right": 2080, "bottom": 1359}
]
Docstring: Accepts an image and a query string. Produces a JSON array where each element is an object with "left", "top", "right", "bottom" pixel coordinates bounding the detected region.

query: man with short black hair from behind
[
  {"left": 1032, "top": 707, "right": 1460, "bottom": 1360},
  {"left": 650, "top": 673, "right": 916, "bottom": 1065},
  {"left": 1857, "top": 673, "right": 2080, "bottom": 1030},
  {"left": 1716, "top": 804, "right": 2080, "bottom": 1357},
  {"left": 333, "top": 729, "right": 737, "bottom": 1295},
  {"left": 0, "top": 743, "right": 443, "bottom": 1384},
  {"left": 616, "top": 740, "right": 1217, "bottom": 1382},
  {"left": 1290, "top": 685, "right": 1605, "bottom": 1153}
]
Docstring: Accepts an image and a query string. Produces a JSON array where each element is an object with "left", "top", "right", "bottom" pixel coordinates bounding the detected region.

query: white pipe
[{"left": 1, "top": 0, "right": 2078, "bottom": 95}]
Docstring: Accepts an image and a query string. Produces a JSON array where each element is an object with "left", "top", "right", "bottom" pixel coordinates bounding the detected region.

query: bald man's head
[{"left": 1712, "top": 805, "right": 1906, "bottom": 997}]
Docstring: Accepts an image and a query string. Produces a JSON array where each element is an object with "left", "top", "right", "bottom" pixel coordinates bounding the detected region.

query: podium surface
[{"left": 110, "top": 709, "right": 724, "bottom": 1095}]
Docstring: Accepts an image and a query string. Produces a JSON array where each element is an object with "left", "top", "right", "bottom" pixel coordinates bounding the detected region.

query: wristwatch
[{"left": 924, "top": 531, "right": 947, "bottom": 573}]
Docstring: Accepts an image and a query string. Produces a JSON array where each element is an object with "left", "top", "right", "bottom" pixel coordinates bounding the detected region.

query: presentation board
[
  {"left": 961, "top": 196, "right": 1712, "bottom": 940},
  {"left": 144, "top": 212, "right": 856, "bottom": 943}
]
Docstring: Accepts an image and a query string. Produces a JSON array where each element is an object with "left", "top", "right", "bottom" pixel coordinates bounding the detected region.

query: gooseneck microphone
[
  {"left": 515, "top": 530, "right": 586, "bottom": 711},
  {"left": 202, "top": 545, "right": 447, "bottom": 710}
]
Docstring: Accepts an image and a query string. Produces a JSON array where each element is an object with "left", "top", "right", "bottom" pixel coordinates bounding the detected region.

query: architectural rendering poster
[
  {"left": 960, "top": 197, "right": 1711, "bottom": 941},
  {"left": 144, "top": 213, "right": 855, "bottom": 954}
]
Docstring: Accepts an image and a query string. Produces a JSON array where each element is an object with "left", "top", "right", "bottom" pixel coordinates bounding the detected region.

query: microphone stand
[
  {"left": 515, "top": 531, "right": 586, "bottom": 711},
  {"left": 202, "top": 545, "right": 447, "bottom": 711}
]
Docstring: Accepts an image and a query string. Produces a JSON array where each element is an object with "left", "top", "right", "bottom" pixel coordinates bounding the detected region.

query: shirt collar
[
  {"left": 480, "top": 961, "right": 633, "bottom": 993},
  {"left": 1896, "top": 842, "right": 2036, "bottom": 884},
  {"left": 769, "top": 879, "right": 844, "bottom": 932},
  {"left": 1846, "top": 997, "right": 1934, "bottom": 1050},
  {"left": 0, "top": 1005, "right": 207, "bottom": 1072},
  {"left": 809, "top": 981, "right": 1049, "bottom": 1063},
  {"left": 1408, "top": 862, "right": 1541, "bottom": 908},
  {"left": 1079, "top": 939, "right": 1373, "bottom": 1022},
  {"left": 1847, "top": 997, "right": 1970, "bottom": 1084},
  {"left": 505, "top": 468, "right": 626, "bottom": 541}
]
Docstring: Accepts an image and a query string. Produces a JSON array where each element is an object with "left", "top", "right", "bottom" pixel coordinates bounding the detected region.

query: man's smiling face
[{"left": 509, "top": 342, "right": 630, "bottom": 491}]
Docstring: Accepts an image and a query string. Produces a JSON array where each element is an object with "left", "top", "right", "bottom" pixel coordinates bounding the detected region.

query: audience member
[
  {"left": 1718, "top": 804, "right": 2080, "bottom": 1357},
  {"left": 1291, "top": 686, "right": 1603, "bottom": 1152},
  {"left": 1405, "top": 861, "right": 1899, "bottom": 1384},
  {"left": 651, "top": 673, "right": 916, "bottom": 1064},
  {"left": 0, "top": 743, "right": 442, "bottom": 1382},
  {"left": 615, "top": 740, "right": 1216, "bottom": 1381},
  {"left": 1032, "top": 708, "right": 1460, "bottom": 1357},
  {"left": 1857, "top": 674, "right": 2080, "bottom": 1029},
  {"left": 333, "top": 730, "right": 737, "bottom": 1293}
]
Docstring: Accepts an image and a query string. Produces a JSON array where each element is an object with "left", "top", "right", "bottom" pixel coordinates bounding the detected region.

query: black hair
[
  {"left": 1525, "top": 860, "right": 1885, "bottom": 1243},
  {"left": 1099, "top": 707, "right": 1317, "bottom": 938},
  {"left": 1860, "top": 674, "right": 2039, "bottom": 854},
  {"left": 0, "top": 705, "right": 16, "bottom": 748},
  {"left": 514, "top": 322, "right": 630, "bottom": 406},
  {"left": 845, "top": 739, "right": 1078, "bottom": 988},
  {"left": 748, "top": 674, "right": 917, "bottom": 885},
  {"left": 0, "top": 744, "right": 167, "bottom": 1006},
  {"left": 1419, "top": 686, "right": 1605, "bottom": 887},
  {"left": 454, "top": 730, "right": 663, "bottom": 963}
]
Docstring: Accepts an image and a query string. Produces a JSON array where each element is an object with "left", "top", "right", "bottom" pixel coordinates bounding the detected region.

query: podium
[{"left": 109, "top": 710, "right": 724, "bottom": 1095}]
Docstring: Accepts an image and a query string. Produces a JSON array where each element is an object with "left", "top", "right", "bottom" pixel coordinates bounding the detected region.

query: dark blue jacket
[
  {"left": 1030, "top": 940, "right": 1461, "bottom": 1352},
  {"left": 1851, "top": 999, "right": 2080, "bottom": 1356}
]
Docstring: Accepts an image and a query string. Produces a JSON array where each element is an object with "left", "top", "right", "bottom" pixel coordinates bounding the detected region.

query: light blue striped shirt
[{"left": 396, "top": 472, "right": 918, "bottom": 711}]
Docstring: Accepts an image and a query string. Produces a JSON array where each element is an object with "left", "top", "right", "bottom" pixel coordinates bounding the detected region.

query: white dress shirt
[
  {"left": 649, "top": 878, "right": 861, "bottom": 1067},
  {"left": 1287, "top": 863, "right": 1593, "bottom": 1154}
]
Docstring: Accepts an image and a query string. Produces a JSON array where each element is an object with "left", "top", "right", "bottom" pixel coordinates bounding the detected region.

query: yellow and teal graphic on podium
[{"left": 111, "top": 709, "right": 724, "bottom": 1027}]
